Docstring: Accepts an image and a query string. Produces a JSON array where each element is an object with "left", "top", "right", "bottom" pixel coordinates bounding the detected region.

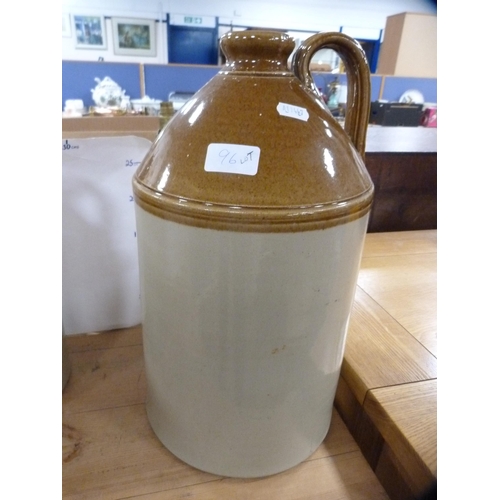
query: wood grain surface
[
  {"left": 335, "top": 230, "right": 437, "bottom": 499},
  {"left": 63, "top": 335, "right": 388, "bottom": 500},
  {"left": 343, "top": 287, "right": 437, "bottom": 405},
  {"left": 365, "top": 380, "right": 437, "bottom": 498}
]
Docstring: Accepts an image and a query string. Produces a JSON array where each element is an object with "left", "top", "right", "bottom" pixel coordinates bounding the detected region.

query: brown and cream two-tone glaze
[
  {"left": 133, "top": 31, "right": 374, "bottom": 478},
  {"left": 133, "top": 31, "right": 373, "bottom": 232}
]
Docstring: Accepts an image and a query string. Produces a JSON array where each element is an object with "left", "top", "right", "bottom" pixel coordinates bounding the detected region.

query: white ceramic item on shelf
[
  {"left": 63, "top": 99, "right": 86, "bottom": 117},
  {"left": 399, "top": 89, "right": 425, "bottom": 104},
  {"left": 131, "top": 96, "right": 162, "bottom": 115},
  {"left": 91, "top": 76, "right": 126, "bottom": 107}
]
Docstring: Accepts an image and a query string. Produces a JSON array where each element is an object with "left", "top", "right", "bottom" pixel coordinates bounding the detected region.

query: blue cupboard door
[{"left": 168, "top": 26, "right": 218, "bottom": 65}]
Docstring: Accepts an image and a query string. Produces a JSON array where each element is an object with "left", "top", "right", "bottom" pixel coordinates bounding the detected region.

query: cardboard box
[
  {"left": 62, "top": 118, "right": 158, "bottom": 335},
  {"left": 62, "top": 115, "right": 161, "bottom": 141}
]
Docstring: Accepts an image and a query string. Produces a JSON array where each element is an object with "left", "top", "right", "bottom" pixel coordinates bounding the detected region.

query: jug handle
[{"left": 292, "top": 32, "right": 371, "bottom": 158}]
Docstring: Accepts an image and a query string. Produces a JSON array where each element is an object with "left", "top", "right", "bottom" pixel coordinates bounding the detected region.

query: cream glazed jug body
[{"left": 133, "top": 30, "right": 374, "bottom": 478}]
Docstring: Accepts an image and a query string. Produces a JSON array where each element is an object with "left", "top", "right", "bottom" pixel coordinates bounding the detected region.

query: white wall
[{"left": 62, "top": 0, "right": 437, "bottom": 63}]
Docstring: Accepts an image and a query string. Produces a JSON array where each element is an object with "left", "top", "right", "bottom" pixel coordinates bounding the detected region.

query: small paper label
[
  {"left": 204, "top": 143, "right": 261, "bottom": 176},
  {"left": 277, "top": 102, "right": 309, "bottom": 122}
]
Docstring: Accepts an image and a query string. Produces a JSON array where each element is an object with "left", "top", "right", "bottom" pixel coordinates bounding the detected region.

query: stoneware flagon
[{"left": 133, "top": 30, "right": 374, "bottom": 478}]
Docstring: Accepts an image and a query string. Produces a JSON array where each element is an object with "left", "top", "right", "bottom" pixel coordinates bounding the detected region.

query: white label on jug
[
  {"left": 277, "top": 102, "right": 309, "bottom": 122},
  {"left": 204, "top": 143, "right": 261, "bottom": 176}
]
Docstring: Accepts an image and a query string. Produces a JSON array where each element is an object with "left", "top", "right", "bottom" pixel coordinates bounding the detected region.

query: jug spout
[{"left": 221, "top": 30, "right": 295, "bottom": 73}]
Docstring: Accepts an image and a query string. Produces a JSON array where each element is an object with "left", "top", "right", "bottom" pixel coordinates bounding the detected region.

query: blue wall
[
  {"left": 62, "top": 61, "right": 143, "bottom": 109},
  {"left": 311, "top": 73, "right": 436, "bottom": 103},
  {"left": 62, "top": 60, "right": 437, "bottom": 109},
  {"left": 380, "top": 76, "right": 437, "bottom": 103},
  {"left": 143, "top": 64, "right": 220, "bottom": 101}
]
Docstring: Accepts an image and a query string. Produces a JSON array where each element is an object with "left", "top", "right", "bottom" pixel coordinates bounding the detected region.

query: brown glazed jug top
[{"left": 133, "top": 30, "right": 374, "bottom": 232}]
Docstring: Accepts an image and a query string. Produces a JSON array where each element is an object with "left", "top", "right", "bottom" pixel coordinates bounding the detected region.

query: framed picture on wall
[
  {"left": 62, "top": 13, "right": 72, "bottom": 38},
  {"left": 111, "top": 17, "right": 157, "bottom": 57},
  {"left": 73, "top": 15, "right": 107, "bottom": 49}
]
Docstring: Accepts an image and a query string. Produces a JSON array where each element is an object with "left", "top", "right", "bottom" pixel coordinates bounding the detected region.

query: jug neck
[{"left": 220, "top": 30, "right": 295, "bottom": 75}]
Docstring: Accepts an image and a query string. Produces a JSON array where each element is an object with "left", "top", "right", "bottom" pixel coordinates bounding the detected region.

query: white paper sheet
[{"left": 62, "top": 136, "right": 152, "bottom": 335}]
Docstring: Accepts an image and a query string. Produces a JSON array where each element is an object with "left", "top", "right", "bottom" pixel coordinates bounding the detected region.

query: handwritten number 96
[{"left": 219, "top": 149, "right": 254, "bottom": 165}]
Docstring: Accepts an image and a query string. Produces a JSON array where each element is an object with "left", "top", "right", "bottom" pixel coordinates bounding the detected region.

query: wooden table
[
  {"left": 335, "top": 229, "right": 437, "bottom": 500},
  {"left": 62, "top": 230, "right": 436, "bottom": 500}
]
